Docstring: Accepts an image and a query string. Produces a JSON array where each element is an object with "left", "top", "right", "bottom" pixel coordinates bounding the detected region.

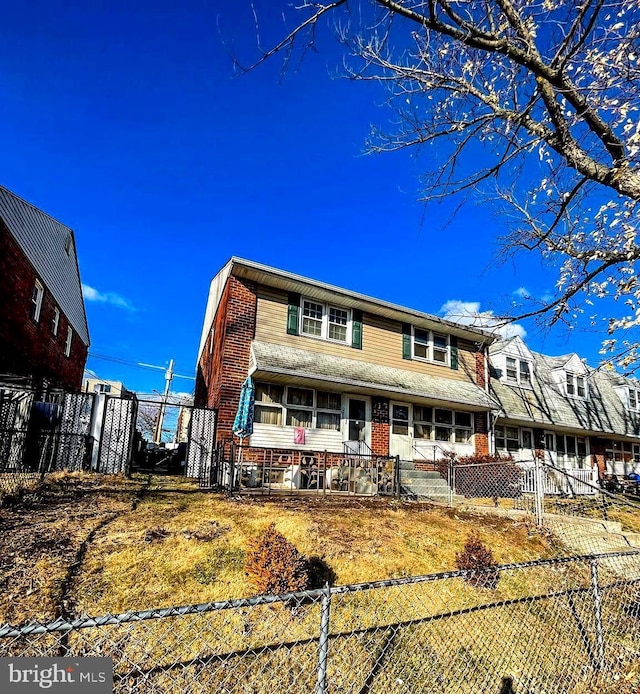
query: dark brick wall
[
  {"left": 475, "top": 348, "right": 487, "bottom": 390},
  {"left": 195, "top": 275, "right": 257, "bottom": 442},
  {"left": 474, "top": 412, "right": 489, "bottom": 456},
  {"left": 590, "top": 437, "right": 607, "bottom": 478},
  {"left": 0, "top": 221, "right": 87, "bottom": 390},
  {"left": 371, "top": 396, "right": 390, "bottom": 456}
]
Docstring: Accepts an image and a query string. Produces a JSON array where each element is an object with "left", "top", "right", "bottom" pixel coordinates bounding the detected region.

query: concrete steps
[{"left": 399, "top": 463, "right": 451, "bottom": 502}]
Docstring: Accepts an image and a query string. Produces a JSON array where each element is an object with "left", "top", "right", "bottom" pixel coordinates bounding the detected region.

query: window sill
[
  {"left": 411, "top": 355, "right": 451, "bottom": 368},
  {"left": 300, "top": 332, "right": 350, "bottom": 347}
]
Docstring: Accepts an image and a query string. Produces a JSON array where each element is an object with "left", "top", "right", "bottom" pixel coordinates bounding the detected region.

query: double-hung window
[
  {"left": 407, "top": 405, "right": 472, "bottom": 443},
  {"left": 505, "top": 357, "right": 532, "bottom": 386},
  {"left": 556, "top": 434, "right": 588, "bottom": 467},
  {"left": 566, "top": 373, "right": 587, "bottom": 399},
  {"left": 254, "top": 383, "right": 284, "bottom": 426},
  {"left": 519, "top": 361, "right": 531, "bottom": 385},
  {"left": 412, "top": 328, "right": 450, "bottom": 366},
  {"left": 64, "top": 326, "right": 73, "bottom": 357},
  {"left": 31, "top": 280, "right": 44, "bottom": 322},
  {"left": 286, "top": 387, "right": 314, "bottom": 427},
  {"left": 300, "top": 299, "right": 351, "bottom": 344},
  {"left": 629, "top": 387, "right": 640, "bottom": 411},
  {"left": 254, "top": 382, "right": 341, "bottom": 431},
  {"left": 496, "top": 425, "right": 520, "bottom": 452},
  {"left": 52, "top": 308, "right": 60, "bottom": 337}
]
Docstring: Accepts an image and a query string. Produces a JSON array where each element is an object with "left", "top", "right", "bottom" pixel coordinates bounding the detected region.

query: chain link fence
[{"left": 1, "top": 551, "right": 638, "bottom": 693}]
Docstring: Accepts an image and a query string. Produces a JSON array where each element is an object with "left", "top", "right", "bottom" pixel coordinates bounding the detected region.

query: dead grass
[
  {"left": 1, "top": 475, "right": 636, "bottom": 693},
  {"left": 0, "top": 473, "right": 563, "bottom": 623},
  {"left": 0, "top": 474, "right": 556, "bottom": 621}
]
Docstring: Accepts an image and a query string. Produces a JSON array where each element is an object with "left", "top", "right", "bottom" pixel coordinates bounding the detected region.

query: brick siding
[
  {"left": 590, "top": 437, "right": 607, "bottom": 479},
  {"left": 195, "top": 275, "right": 257, "bottom": 442},
  {"left": 475, "top": 348, "right": 487, "bottom": 390},
  {"left": 0, "top": 222, "right": 87, "bottom": 390},
  {"left": 474, "top": 411, "right": 489, "bottom": 456},
  {"left": 371, "top": 396, "right": 390, "bottom": 456}
]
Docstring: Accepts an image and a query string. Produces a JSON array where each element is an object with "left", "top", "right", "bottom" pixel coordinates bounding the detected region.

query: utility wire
[{"left": 88, "top": 352, "right": 196, "bottom": 379}]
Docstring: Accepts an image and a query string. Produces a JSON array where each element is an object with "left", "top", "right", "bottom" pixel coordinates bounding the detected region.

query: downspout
[
  {"left": 485, "top": 344, "right": 491, "bottom": 454},
  {"left": 489, "top": 409, "right": 505, "bottom": 457}
]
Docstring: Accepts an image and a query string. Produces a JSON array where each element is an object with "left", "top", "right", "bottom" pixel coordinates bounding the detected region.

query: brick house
[
  {"left": 195, "top": 258, "right": 497, "bottom": 469},
  {"left": 0, "top": 185, "right": 90, "bottom": 391}
]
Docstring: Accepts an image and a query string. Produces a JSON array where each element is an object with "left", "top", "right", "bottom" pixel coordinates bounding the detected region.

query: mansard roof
[{"left": 491, "top": 349, "right": 640, "bottom": 437}]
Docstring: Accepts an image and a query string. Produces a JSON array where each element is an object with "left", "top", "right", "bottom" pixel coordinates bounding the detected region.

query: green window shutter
[
  {"left": 352, "top": 309, "right": 363, "bottom": 349},
  {"left": 450, "top": 335, "right": 459, "bottom": 370},
  {"left": 287, "top": 292, "right": 300, "bottom": 335},
  {"left": 402, "top": 323, "right": 412, "bottom": 360}
]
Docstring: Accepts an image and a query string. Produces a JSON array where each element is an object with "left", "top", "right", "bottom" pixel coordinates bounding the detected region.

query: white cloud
[
  {"left": 513, "top": 287, "right": 530, "bottom": 299},
  {"left": 439, "top": 300, "right": 527, "bottom": 340},
  {"left": 82, "top": 284, "right": 135, "bottom": 311}
]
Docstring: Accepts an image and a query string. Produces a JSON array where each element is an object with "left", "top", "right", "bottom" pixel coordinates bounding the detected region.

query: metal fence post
[
  {"left": 534, "top": 456, "right": 544, "bottom": 527},
  {"left": 229, "top": 442, "right": 236, "bottom": 493},
  {"left": 316, "top": 583, "right": 332, "bottom": 694},
  {"left": 449, "top": 460, "right": 454, "bottom": 508},
  {"left": 590, "top": 559, "right": 606, "bottom": 672}
]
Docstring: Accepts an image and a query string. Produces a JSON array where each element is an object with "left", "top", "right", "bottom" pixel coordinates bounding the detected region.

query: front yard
[{"left": 0, "top": 472, "right": 556, "bottom": 625}]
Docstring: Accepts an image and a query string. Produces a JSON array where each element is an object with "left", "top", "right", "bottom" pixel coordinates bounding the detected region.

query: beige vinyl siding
[{"left": 255, "top": 286, "right": 481, "bottom": 385}]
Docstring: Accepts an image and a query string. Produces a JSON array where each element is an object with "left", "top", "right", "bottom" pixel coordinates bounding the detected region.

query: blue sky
[{"left": 0, "top": 1, "right": 613, "bottom": 394}]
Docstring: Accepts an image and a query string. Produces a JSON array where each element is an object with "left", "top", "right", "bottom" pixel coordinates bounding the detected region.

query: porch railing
[
  {"left": 519, "top": 463, "right": 598, "bottom": 496},
  {"left": 218, "top": 444, "right": 398, "bottom": 497}
]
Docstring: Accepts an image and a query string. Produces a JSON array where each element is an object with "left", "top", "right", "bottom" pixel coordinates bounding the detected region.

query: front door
[
  {"left": 521, "top": 428, "right": 535, "bottom": 464},
  {"left": 544, "top": 432, "right": 557, "bottom": 466},
  {"left": 343, "top": 396, "right": 370, "bottom": 454},
  {"left": 389, "top": 402, "right": 414, "bottom": 461}
]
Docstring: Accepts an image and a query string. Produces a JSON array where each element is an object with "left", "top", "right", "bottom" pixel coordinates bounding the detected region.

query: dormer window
[
  {"left": 629, "top": 387, "right": 640, "bottom": 411},
  {"left": 505, "top": 356, "right": 532, "bottom": 386},
  {"left": 566, "top": 373, "right": 587, "bottom": 399}
]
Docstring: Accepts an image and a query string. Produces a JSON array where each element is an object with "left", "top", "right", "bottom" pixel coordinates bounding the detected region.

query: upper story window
[
  {"left": 300, "top": 298, "right": 351, "bottom": 345},
  {"left": 505, "top": 356, "right": 532, "bottom": 386},
  {"left": 566, "top": 372, "right": 587, "bottom": 399},
  {"left": 287, "top": 293, "right": 362, "bottom": 349},
  {"left": 31, "top": 280, "right": 44, "bottom": 322},
  {"left": 52, "top": 308, "right": 60, "bottom": 337},
  {"left": 65, "top": 326, "right": 73, "bottom": 357},
  {"left": 96, "top": 383, "right": 111, "bottom": 394},
  {"left": 629, "top": 387, "right": 640, "bottom": 411},
  {"left": 412, "top": 328, "right": 450, "bottom": 365}
]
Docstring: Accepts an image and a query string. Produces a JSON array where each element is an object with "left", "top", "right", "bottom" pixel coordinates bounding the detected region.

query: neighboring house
[
  {"left": 490, "top": 336, "right": 640, "bottom": 478},
  {"left": 195, "top": 258, "right": 497, "bottom": 461},
  {"left": 0, "top": 185, "right": 89, "bottom": 391},
  {"left": 83, "top": 378, "right": 132, "bottom": 398}
]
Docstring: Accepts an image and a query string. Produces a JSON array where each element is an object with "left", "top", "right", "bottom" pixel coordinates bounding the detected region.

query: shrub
[
  {"left": 245, "top": 523, "right": 309, "bottom": 595},
  {"left": 455, "top": 534, "right": 499, "bottom": 589}
]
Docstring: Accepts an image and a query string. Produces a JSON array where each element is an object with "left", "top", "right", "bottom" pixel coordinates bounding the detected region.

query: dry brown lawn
[{"left": 0, "top": 472, "right": 557, "bottom": 625}]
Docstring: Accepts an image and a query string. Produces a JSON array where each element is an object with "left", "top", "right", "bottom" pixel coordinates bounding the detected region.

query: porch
[{"left": 203, "top": 443, "right": 399, "bottom": 497}]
